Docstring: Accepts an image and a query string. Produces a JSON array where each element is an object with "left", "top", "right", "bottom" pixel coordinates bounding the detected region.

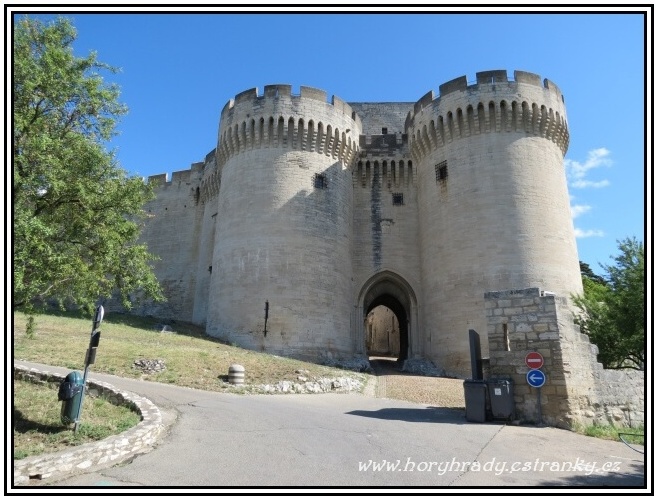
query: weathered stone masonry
[
  {"left": 130, "top": 69, "right": 643, "bottom": 427},
  {"left": 485, "top": 288, "right": 644, "bottom": 428}
]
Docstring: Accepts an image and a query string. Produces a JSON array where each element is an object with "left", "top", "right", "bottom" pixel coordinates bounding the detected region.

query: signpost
[
  {"left": 525, "top": 352, "right": 546, "bottom": 426},
  {"left": 74, "top": 305, "right": 104, "bottom": 433}
]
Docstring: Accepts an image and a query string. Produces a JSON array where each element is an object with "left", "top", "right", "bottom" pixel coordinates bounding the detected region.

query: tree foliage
[
  {"left": 579, "top": 260, "right": 607, "bottom": 286},
  {"left": 13, "top": 16, "right": 163, "bottom": 312},
  {"left": 573, "top": 237, "right": 645, "bottom": 369}
]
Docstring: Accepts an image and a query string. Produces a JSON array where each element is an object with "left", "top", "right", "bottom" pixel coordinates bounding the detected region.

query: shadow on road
[{"left": 346, "top": 406, "right": 469, "bottom": 424}]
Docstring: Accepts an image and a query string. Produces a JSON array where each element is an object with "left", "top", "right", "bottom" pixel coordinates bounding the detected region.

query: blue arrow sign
[{"left": 526, "top": 369, "right": 546, "bottom": 388}]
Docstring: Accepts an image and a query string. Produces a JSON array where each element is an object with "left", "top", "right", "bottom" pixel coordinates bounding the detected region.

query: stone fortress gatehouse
[{"left": 132, "top": 70, "right": 643, "bottom": 428}]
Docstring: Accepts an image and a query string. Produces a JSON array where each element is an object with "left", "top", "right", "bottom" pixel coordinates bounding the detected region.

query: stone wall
[
  {"left": 133, "top": 163, "right": 207, "bottom": 322},
  {"left": 484, "top": 288, "right": 644, "bottom": 429},
  {"left": 591, "top": 368, "right": 645, "bottom": 427},
  {"left": 349, "top": 102, "right": 412, "bottom": 136}
]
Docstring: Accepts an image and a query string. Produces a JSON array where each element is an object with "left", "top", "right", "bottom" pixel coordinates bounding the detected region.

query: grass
[
  {"left": 13, "top": 310, "right": 370, "bottom": 392},
  {"left": 13, "top": 378, "right": 141, "bottom": 460},
  {"left": 577, "top": 423, "right": 645, "bottom": 446}
]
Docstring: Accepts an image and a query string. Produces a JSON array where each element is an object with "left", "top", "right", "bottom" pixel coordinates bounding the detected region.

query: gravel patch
[{"left": 370, "top": 357, "right": 465, "bottom": 409}]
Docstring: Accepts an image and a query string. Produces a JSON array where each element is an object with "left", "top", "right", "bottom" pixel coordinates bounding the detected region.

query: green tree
[
  {"left": 579, "top": 260, "right": 607, "bottom": 285},
  {"left": 13, "top": 16, "right": 163, "bottom": 313},
  {"left": 573, "top": 237, "right": 645, "bottom": 369}
]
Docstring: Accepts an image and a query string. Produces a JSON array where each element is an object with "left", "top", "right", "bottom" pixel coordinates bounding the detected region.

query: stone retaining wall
[
  {"left": 13, "top": 364, "right": 165, "bottom": 486},
  {"left": 591, "top": 368, "right": 645, "bottom": 427},
  {"left": 485, "top": 288, "right": 645, "bottom": 429}
]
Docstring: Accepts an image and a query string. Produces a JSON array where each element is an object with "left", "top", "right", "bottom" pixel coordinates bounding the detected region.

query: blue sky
[{"left": 13, "top": 6, "right": 649, "bottom": 276}]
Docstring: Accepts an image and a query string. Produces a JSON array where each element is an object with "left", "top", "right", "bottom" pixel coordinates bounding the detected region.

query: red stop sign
[{"left": 525, "top": 352, "right": 544, "bottom": 369}]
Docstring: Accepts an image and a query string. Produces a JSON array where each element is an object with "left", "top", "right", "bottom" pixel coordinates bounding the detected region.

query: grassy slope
[{"left": 13, "top": 311, "right": 369, "bottom": 392}]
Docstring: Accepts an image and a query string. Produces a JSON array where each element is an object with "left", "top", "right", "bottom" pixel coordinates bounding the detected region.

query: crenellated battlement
[
  {"left": 437, "top": 69, "right": 562, "bottom": 99},
  {"left": 220, "top": 84, "right": 361, "bottom": 121},
  {"left": 216, "top": 85, "right": 363, "bottom": 168},
  {"left": 146, "top": 151, "right": 222, "bottom": 205},
  {"left": 405, "top": 70, "right": 569, "bottom": 160},
  {"left": 407, "top": 70, "right": 564, "bottom": 117},
  {"left": 146, "top": 162, "right": 205, "bottom": 188}
]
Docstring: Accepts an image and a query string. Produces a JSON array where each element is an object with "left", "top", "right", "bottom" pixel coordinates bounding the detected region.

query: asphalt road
[{"left": 16, "top": 361, "right": 647, "bottom": 492}]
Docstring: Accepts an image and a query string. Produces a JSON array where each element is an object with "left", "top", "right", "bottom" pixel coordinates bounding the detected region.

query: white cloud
[
  {"left": 570, "top": 179, "right": 610, "bottom": 189},
  {"left": 574, "top": 228, "right": 605, "bottom": 238},
  {"left": 564, "top": 148, "right": 612, "bottom": 189},
  {"left": 570, "top": 204, "right": 591, "bottom": 219}
]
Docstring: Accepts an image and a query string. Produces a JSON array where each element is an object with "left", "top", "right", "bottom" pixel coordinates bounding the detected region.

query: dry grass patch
[
  {"left": 13, "top": 378, "right": 140, "bottom": 460},
  {"left": 13, "top": 311, "right": 369, "bottom": 393}
]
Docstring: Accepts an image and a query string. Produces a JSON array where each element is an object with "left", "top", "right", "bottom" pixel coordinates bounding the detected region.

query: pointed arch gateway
[{"left": 355, "top": 270, "right": 420, "bottom": 362}]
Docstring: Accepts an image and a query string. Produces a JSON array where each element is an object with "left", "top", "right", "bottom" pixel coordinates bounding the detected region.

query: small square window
[
  {"left": 382, "top": 128, "right": 388, "bottom": 134},
  {"left": 435, "top": 160, "right": 448, "bottom": 182},
  {"left": 392, "top": 193, "right": 404, "bottom": 206},
  {"left": 313, "top": 173, "right": 328, "bottom": 189}
]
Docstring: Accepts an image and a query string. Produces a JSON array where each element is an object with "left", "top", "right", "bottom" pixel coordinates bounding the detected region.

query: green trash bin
[
  {"left": 58, "top": 371, "right": 84, "bottom": 426},
  {"left": 463, "top": 380, "right": 487, "bottom": 423}
]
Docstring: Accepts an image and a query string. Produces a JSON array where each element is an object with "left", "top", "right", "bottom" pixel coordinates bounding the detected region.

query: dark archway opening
[{"left": 365, "top": 293, "right": 408, "bottom": 364}]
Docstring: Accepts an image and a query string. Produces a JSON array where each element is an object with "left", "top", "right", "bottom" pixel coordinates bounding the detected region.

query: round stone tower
[
  {"left": 406, "top": 70, "right": 582, "bottom": 376},
  {"left": 206, "top": 85, "right": 361, "bottom": 359}
]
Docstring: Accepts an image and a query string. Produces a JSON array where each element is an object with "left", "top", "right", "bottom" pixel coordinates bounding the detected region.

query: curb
[{"left": 13, "top": 363, "right": 165, "bottom": 486}]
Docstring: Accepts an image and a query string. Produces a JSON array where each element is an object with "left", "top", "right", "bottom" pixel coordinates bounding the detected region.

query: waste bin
[
  {"left": 463, "top": 380, "right": 487, "bottom": 423},
  {"left": 58, "top": 371, "right": 84, "bottom": 426},
  {"left": 487, "top": 377, "right": 515, "bottom": 420}
]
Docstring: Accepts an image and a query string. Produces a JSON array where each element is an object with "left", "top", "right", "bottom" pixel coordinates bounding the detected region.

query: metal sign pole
[
  {"left": 74, "top": 305, "right": 103, "bottom": 433},
  {"left": 526, "top": 367, "right": 546, "bottom": 427}
]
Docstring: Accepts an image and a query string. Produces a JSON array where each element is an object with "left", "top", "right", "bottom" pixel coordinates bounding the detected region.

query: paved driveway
[{"left": 17, "top": 361, "right": 646, "bottom": 491}]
